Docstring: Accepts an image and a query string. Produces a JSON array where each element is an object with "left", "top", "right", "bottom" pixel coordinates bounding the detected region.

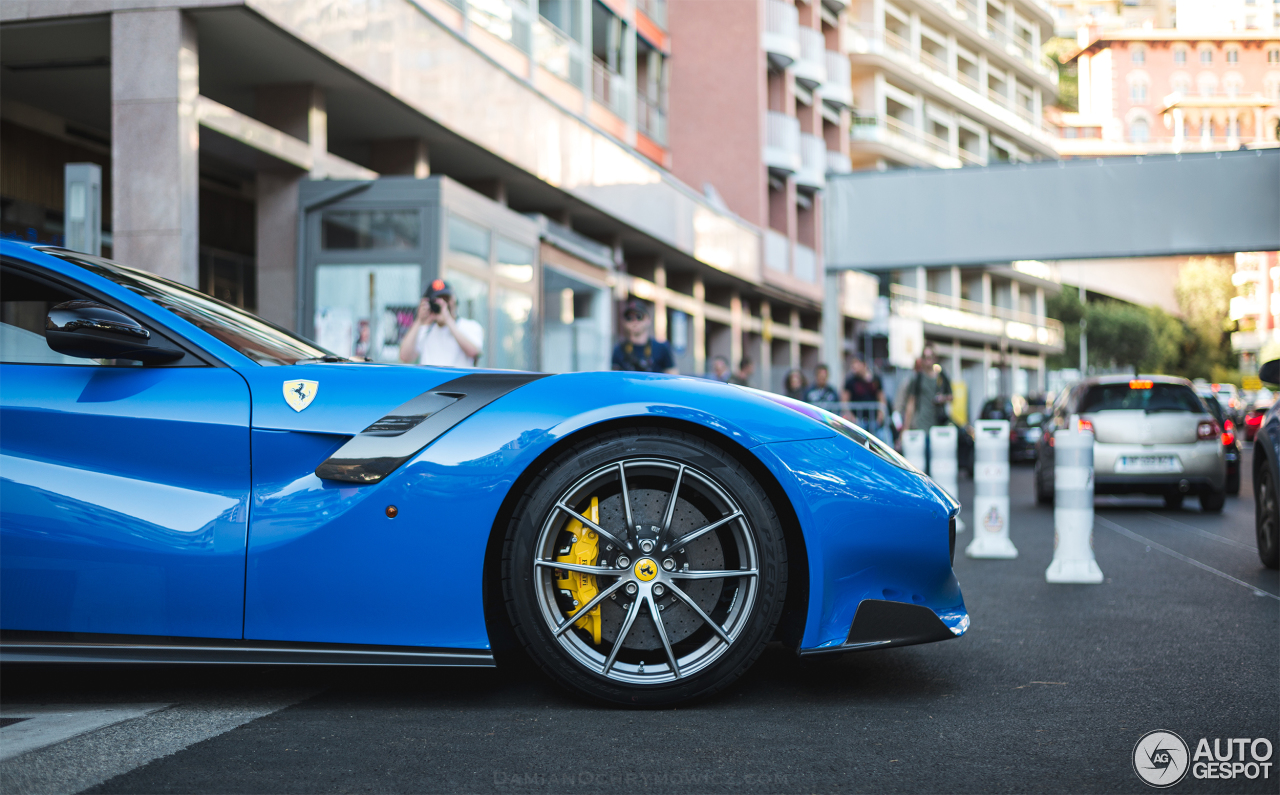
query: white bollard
[
  {"left": 902, "top": 429, "right": 927, "bottom": 473},
  {"left": 967, "top": 420, "right": 1017, "bottom": 559},
  {"left": 929, "top": 425, "right": 965, "bottom": 533},
  {"left": 1045, "top": 419, "right": 1103, "bottom": 583}
]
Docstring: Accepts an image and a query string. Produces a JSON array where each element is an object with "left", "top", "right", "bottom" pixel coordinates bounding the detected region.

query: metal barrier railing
[{"left": 812, "top": 401, "right": 891, "bottom": 440}]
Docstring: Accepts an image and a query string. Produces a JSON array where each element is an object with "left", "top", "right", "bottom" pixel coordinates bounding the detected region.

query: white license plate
[{"left": 1116, "top": 455, "right": 1182, "bottom": 474}]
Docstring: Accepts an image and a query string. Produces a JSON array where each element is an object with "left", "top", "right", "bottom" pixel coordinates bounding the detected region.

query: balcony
[
  {"left": 795, "top": 133, "right": 827, "bottom": 190},
  {"left": 635, "top": 0, "right": 667, "bottom": 29},
  {"left": 826, "top": 148, "right": 853, "bottom": 174},
  {"left": 850, "top": 115, "right": 962, "bottom": 169},
  {"left": 765, "top": 229, "right": 790, "bottom": 273},
  {"left": 822, "top": 50, "right": 853, "bottom": 108},
  {"left": 764, "top": 111, "right": 802, "bottom": 174},
  {"left": 763, "top": 0, "right": 800, "bottom": 69},
  {"left": 535, "top": 18, "right": 583, "bottom": 85},
  {"left": 592, "top": 57, "right": 629, "bottom": 118},
  {"left": 637, "top": 93, "right": 668, "bottom": 144},
  {"left": 794, "top": 27, "right": 827, "bottom": 89},
  {"left": 794, "top": 244, "right": 817, "bottom": 283},
  {"left": 889, "top": 284, "right": 1064, "bottom": 350}
]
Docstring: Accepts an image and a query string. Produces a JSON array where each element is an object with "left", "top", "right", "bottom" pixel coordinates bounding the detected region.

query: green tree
[
  {"left": 1044, "top": 38, "right": 1079, "bottom": 112},
  {"left": 1174, "top": 256, "right": 1235, "bottom": 378}
]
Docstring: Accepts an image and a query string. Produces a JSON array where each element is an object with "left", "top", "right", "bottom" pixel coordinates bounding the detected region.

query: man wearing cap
[
  {"left": 612, "top": 300, "right": 678, "bottom": 374},
  {"left": 398, "top": 279, "right": 484, "bottom": 368}
]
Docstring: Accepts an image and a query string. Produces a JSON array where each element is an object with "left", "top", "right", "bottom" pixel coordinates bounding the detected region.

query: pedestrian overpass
[{"left": 825, "top": 148, "right": 1278, "bottom": 271}]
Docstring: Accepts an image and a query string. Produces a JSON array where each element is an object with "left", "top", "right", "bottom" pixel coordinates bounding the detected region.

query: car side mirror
[
  {"left": 45, "top": 300, "right": 184, "bottom": 365},
  {"left": 1261, "top": 359, "right": 1280, "bottom": 386}
]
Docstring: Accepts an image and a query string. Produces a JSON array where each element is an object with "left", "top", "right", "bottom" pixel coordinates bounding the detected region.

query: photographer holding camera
[{"left": 398, "top": 279, "right": 484, "bottom": 368}]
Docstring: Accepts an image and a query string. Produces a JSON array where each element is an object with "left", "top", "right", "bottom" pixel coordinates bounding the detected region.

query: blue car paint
[
  {"left": 0, "top": 240, "right": 968, "bottom": 654},
  {"left": 0, "top": 363, "right": 251, "bottom": 638}
]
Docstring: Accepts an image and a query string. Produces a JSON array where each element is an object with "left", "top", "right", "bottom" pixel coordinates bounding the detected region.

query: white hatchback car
[{"left": 1035, "top": 375, "right": 1226, "bottom": 512}]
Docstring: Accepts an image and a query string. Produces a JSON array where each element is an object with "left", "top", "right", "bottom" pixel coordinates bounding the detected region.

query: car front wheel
[{"left": 501, "top": 428, "right": 788, "bottom": 706}]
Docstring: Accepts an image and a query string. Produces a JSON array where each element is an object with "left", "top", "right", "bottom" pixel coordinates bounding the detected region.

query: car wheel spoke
[
  {"left": 602, "top": 597, "right": 642, "bottom": 675},
  {"left": 666, "top": 581, "right": 731, "bottom": 644},
  {"left": 646, "top": 593, "right": 681, "bottom": 679},
  {"left": 618, "top": 461, "right": 635, "bottom": 536},
  {"left": 665, "top": 510, "right": 743, "bottom": 552},
  {"left": 553, "top": 579, "right": 625, "bottom": 637},
  {"left": 535, "top": 559, "right": 617, "bottom": 576},
  {"left": 660, "top": 464, "right": 685, "bottom": 534},
  {"left": 668, "top": 568, "right": 758, "bottom": 580},
  {"left": 554, "top": 502, "right": 628, "bottom": 551}
]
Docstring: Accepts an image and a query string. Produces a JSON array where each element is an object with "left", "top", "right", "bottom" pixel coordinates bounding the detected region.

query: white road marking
[
  {"left": 1096, "top": 515, "right": 1280, "bottom": 600},
  {"left": 0, "top": 690, "right": 315, "bottom": 795},
  {"left": 0, "top": 704, "right": 169, "bottom": 762},
  {"left": 1141, "top": 511, "right": 1257, "bottom": 551}
]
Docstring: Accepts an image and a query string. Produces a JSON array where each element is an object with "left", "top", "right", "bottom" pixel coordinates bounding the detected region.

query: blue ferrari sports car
[{"left": 0, "top": 240, "right": 966, "bottom": 706}]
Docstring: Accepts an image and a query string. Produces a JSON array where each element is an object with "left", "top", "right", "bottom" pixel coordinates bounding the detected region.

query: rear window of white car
[{"left": 1080, "top": 383, "right": 1205, "bottom": 413}]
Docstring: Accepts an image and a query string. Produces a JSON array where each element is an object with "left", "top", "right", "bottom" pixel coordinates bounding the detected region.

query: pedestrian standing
[
  {"left": 707, "top": 355, "right": 731, "bottom": 383},
  {"left": 804, "top": 364, "right": 840, "bottom": 409},
  {"left": 729, "top": 356, "right": 755, "bottom": 386},
  {"left": 842, "top": 356, "right": 887, "bottom": 433},
  {"left": 901, "top": 343, "right": 953, "bottom": 471},
  {"left": 611, "top": 300, "right": 678, "bottom": 373},
  {"left": 398, "top": 279, "right": 484, "bottom": 367},
  {"left": 783, "top": 368, "right": 807, "bottom": 400}
]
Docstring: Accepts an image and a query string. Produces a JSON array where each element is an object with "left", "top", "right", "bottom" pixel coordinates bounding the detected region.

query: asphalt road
[{"left": 3, "top": 457, "right": 1276, "bottom": 794}]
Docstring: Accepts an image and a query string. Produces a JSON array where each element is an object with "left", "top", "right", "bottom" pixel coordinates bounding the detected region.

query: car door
[{"left": 0, "top": 262, "right": 251, "bottom": 639}]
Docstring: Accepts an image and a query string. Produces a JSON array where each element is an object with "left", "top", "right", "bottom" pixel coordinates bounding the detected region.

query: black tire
[
  {"left": 1163, "top": 493, "right": 1184, "bottom": 510},
  {"left": 1035, "top": 462, "right": 1053, "bottom": 506},
  {"left": 1226, "top": 468, "right": 1240, "bottom": 496},
  {"left": 1198, "top": 487, "right": 1225, "bottom": 513},
  {"left": 501, "top": 428, "right": 787, "bottom": 707},
  {"left": 1256, "top": 458, "right": 1280, "bottom": 569}
]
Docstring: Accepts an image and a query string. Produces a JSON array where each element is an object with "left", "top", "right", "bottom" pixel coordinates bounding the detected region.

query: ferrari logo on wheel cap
[
  {"left": 283, "top": 379, "right": 318, "bottom": 412},
  {"left": 634, "top": 558, "right": 658, "bottom": 581}
]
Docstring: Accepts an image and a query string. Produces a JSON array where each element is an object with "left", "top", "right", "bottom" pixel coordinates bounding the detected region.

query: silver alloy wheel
[{"left": 532, "top": 457, "right": 759, "bottom": 685}]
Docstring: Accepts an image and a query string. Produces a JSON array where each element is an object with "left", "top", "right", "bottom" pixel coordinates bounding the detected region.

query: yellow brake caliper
[{"left": 555, "top": 496, "right": 602, "bottom": 645}]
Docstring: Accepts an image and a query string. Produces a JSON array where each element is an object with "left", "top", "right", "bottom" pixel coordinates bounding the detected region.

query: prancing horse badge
[{"left": 283, "top": 379, "right": 319, "bottom": 412}]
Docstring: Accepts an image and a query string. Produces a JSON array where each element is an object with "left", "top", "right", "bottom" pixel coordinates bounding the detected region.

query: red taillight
[
  {"left": 1246, "top": 413, "right": 1264, "bottom": 427},
  {"left": 1197, "top": 420, "right": 1220, "bottom": 441},
  {"left": 1223, "top": 420, "right": 1235, "bottom": 446},
  {"left": 1077, "top": 418, "right": 1093, "bottom": 433}
]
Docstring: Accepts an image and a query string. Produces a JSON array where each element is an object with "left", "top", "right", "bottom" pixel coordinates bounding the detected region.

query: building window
[
  {"left": 1171, "top": 74, "right": 1191, "bottom": 96},
  {"left": 1227, "top": 48, "right": 1239, "bottom": 64},
  {"left": 1130, "top": 80, "right": 1148, "bottom": 103},
  {"left": 1200, "top": 48, "right": 1213, "bottom": 64},
  {"left": 1174, "top": 47, "right": 1187, "bottom": 64},
  {"left": 1132, "top": 46, "right": 1145, "bottom": 64},
  {"left": 1130, "top": 118, "right": 1150, "bottom": 143},
  {"left": 1270, "top": 49, "right": 1280, "bottom": 64},
  {"left": 636, "top": 37, "right": 668, "bottom": 144}
]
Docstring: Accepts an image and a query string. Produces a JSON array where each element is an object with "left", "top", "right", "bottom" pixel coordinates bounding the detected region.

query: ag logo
[
  {"left": 1134, "top": 730, "right": 1190, "bottom": 788},
  {"left": 283, "top": 380, "right": 319, "bottom": 412},
  {"left": 982, "top": 505, "right": 1004, "bottom": 533}
]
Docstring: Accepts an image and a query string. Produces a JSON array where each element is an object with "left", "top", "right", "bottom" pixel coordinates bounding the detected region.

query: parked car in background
[
  {"left": 979, "top": 396, "right": 1026, "bottom": 421},
  {"left": 1243, "top": 395, "right": 1273, "bottom": 442},
  {"left": 1202, "top": 397, "right": 1241, "bottom": 495},
  {"left": 1010, "top": 409, "right": 1047, "bottom": 463},
  {"left": 1035, "top": 376, "right": 1226, "bottom": 512},
  {"left": 1251, "top": 360, "right": 1280, "bottom": 569}
]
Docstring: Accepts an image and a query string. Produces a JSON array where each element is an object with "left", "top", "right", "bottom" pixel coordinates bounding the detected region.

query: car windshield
[
  {"left": 41, "top": 249, "right": 338, "bottom": 366},
  {"left": 1080, "top": 382, "right": 1204, "bottom": 414},
  {"left": 1016, "top": 411, "right": 1045, "bottom": 428}
]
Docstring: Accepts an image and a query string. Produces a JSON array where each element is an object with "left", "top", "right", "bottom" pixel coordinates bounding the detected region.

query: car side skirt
[
  {"left": 0, "top": 631, "right": 495, "bottom": 667},
  {"left": 796, "top": 599, "right": 958, "bottom": 657}
]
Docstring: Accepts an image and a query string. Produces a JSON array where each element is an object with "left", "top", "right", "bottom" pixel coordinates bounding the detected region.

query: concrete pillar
[
  {"left": 1226, "top": 109, "right": 1239, "bottom": 148},
  {"left": 1172, "top": 108, "right": 1185, "bottom": 150},
  {"left": 255, "top": 84, "right": 326, "bottom": 330},
  {"left": 653, "top": 262, "right": 668, "bottom": 342},
  {"left": 950, "top": 266, "right": 961, "bottom": 308},
  {"left": 823, "top": 269, "right": 843, "bottom": 384},
  {"left": 789, "top": 308, "right": 801, "bottom": 370},
  {"left": 981, "top": 272, "right": 993, "bottom": 314},
  {"left": 730, "top": 291, "right": 743, "bottom": 374},
  {"left": 760, "top": 300, "right": 773, "bottom": 391},
  {"left": 257, "top": 84, "right": 327, "bottom": 178},
  {"left": 1010, "top": 280, "right": 1021, "bottom": 317},
  {"left": 111, "top": 9, "right": 199, "bottom": 285},
  {"left": 371, "top": 139, "right": 430, "bottom": 177},
  {"left": 693, "top": 276, "right": 706, "bottom": 376}
]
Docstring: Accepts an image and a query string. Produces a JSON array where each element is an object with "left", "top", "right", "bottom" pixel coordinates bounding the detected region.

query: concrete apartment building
[
  {"left": 1231, "top": 250, "right": 1280, "bottom": 371},
  {"left": 1057, "top": 28, "right": 1280, "bottom": 155},
  {"left": 0, "top": 0, "right": 875, "bottom": 388},
  {"left": 666, "top": 0, "right": 864, "bottom": 382},
  {"left": 837, "top": 0, "right": 1060, "bottom": 168}
]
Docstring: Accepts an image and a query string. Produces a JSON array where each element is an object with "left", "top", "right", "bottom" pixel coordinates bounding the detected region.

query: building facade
[
  {"left": 840, "top": 0, "right": 1060, "bottom": 169},
  {"left": 1060, "top": 28, "right": 1280, "bottom": 156},
  {"left": 0, "top": 0, "right": 851, "bottom": 389},
  {"left": 1231, "top": 250, "right": 1280, "bottom": 371}
]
